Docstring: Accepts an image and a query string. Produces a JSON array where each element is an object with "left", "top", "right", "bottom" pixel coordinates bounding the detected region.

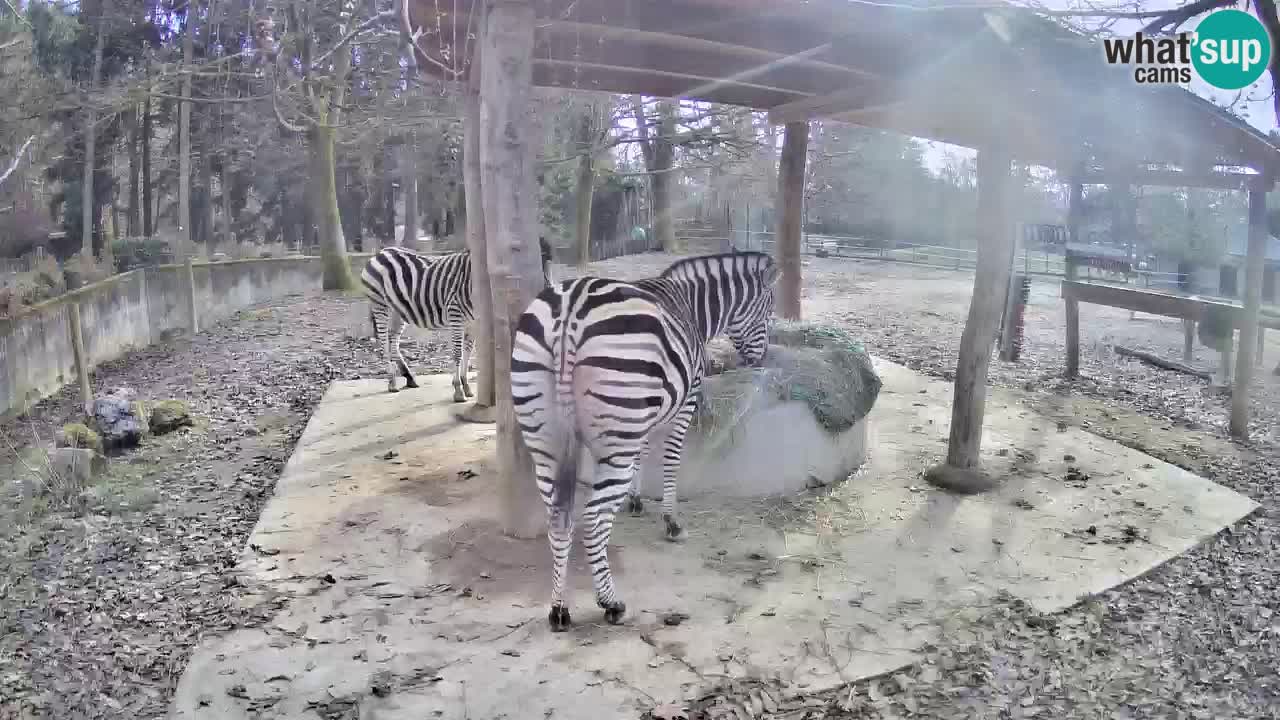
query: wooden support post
[
  {"left": 461, "top": 41, "right": 495, "bottom": 418},
  {"left": 1183, "top": 318, "right": 1195, "bottom": 363},
  {"left": 480, "top": 0, "right": 545, "bottom": 539},
  {"left": 64, "top": 274, "right": 94, "bottom": 417},
  {"left": 998, "top": 218, "right": 1024, "bottom": 362},
  {"left": 1064, "top": 181, "right": 1083, "bottom": 377},
  {"left": 1256, "top": 327, "right": 1265, "bottom": 366},
  {"left": 776, "top": 121, "right": 808, "bottom": 320},
  {"left": 924, "top": 145, "right": 1012, "bottom": 493},
  {"left": 1230, "top": 185, "right": 1268, "bottom": 438}
]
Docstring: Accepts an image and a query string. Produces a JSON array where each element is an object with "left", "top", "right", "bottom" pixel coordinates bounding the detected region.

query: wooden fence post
[
  {"left": 1183, "top": 319, "right": 1196, "bottom": 363},
  {"left": 64, "top": 274, "right": 93, "bottom": 416},
  {"left": 185, "top": 257, "right": 199, "bottom": 333},
  {"left": 1064, "top": 180, "right": 1083, "bottom": 378},
  {"left": 1230, "top": 183, "right": 1269, "bottom": 438}
]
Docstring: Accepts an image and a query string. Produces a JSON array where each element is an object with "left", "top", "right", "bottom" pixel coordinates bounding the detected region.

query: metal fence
[{"left": 727, "top": 229, "right": 1071, "bottom": 276}]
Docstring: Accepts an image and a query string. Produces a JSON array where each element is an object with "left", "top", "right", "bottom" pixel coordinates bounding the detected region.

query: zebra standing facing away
[
  {"left": 510, "top": 251, "right": 778, "bottom": 630},
  {"left": 362, "top": 238, "right": 553, "bottom": 401}
]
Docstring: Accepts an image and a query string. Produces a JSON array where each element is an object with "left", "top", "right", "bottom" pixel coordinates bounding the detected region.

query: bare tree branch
[
  {"left": 0, "top": 134, "right": 35, "bottom": 188},
  {"left": 1137, "top": 0, "right": 1234, "bottom": 33},
  {"left": 0, "top": 0, "right": 31, "bottom": 28},
  {"left": 309, "top": 8, "right": 398, "bottom": 70}
]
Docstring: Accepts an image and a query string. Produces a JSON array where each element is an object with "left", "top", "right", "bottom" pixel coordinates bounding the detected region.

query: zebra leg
[
  {"left": 543, "top": 451, "right": 575, "bottom": 632},
  {"left": 371, "top": 304, "right": 399, "bottom": 393},
  {"left": 389, "top": 314, "right": 417, "bottom": 389},
  {"left": 458, "top": 321, "right": 474, "bottom": 398},
  {"left": 623, "top": 438, "right": 652, "bottom": 516},
  {"left": 513, "top": 368, "right": 575, "bottom": 631},
  {"left": 583, "top": 453, "right": 637, "bottom": 625},
  {"left": 450, "top": 320, "right": 466, "bottom": 402},
  {"left": 660, "top": 396, "right": 698, "bottom": 543},
  {"left": 464, "top": 330, "right": 478, "bottom": 397}
]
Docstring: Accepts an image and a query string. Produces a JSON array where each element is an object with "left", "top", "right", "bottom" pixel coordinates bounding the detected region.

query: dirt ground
[{"left": 2, "top": 254, "right": 1278, "bottom": 719}]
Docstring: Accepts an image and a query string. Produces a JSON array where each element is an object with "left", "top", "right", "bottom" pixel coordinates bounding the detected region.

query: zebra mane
[{"left": 659, "top": 251, "right": 775, "bottom": 281}]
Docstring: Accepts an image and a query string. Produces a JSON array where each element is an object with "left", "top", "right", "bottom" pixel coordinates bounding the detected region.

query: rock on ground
[
  {"left": 92, "top": 389, "right": 145, "bottom": 452},
  {"left": 149, "top": 400, "right": 193, "bottom": 435}
]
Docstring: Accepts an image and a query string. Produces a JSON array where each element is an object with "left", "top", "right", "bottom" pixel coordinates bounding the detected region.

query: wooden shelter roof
[{"left": 402, "top": 0, "right": 1280, "bottom": 181}]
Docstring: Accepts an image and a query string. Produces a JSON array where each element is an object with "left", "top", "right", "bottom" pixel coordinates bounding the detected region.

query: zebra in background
[
  {"left": 511, "top": 251, "right": 778, "bottom": 630},
  {"left": 361, "top": 237, "right": 553, "bottom": 401}
]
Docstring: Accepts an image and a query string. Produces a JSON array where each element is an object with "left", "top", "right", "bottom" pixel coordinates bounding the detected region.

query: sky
[{"left": 917, "top": 0, "right": 1278, "bottom": 174}]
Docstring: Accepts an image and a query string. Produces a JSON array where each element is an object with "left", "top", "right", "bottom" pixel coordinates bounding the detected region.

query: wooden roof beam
[
  {"left": 545, "top": 21, "right": 870, "bottom": 79},
  {"left": 1074, "top": 168, "right": 1272, "bottom": 191},
  {"left": 536, "top": 26, "right": 860, "bottom": 97},
  {"left": 531, "top": 62, "right": 808, "bottom": 107},
  {"left": 535, "top": 58, "right": 813, "bottom": 98},
  {"left": 767, "top": 84, "right": 898, "bottom": 125}
]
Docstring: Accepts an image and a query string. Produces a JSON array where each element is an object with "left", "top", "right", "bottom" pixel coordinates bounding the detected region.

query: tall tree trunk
[
  {"left": 126, "top": 106, "right": 140, "bottom": 237},
  {"left": 630, "top": 95, "right": 677, "bottom": 252},
  {"left": 403, "top": 130, "right": 419, "bottom": 248},
  {"left": 177, "top": 7, "right": 194, "bottom": 260},
  {"left": 574, "top": 105, "right": 596, "bottom": 266},
  {"left": 652, "top": 102, "right": 677, "bottom": 251},
  {"left": 311, "top": 124, "right": 356, "bottom": 289},
  {"left": 310, "top": 40, "right": 356, "bottom": 289},
  {"left": 384, "top": 176, "right": 397, "bottom": 245},
  {"left": 464, "top": 82, "right": 494, "bottom": 408},
  {"left": 479, "top": 0, "right": 543, "bottom": 539},
  {"left": 221, "top": 167, "right": 234, "bottom": 246},
  {"left": 281, "top": 189, "right": 297, "bottom": 248},
  {"left": 142, "top": 86, "right": 153, "bottom": 237},
  {"left": 80, "top": 9, "right": 106, "bottom": 259},
  {"left": 198, "top": 146, "right": 215, "bottom": 251},
  {"left": 651, "top": 167, "right": 674, "bottom": 252}
]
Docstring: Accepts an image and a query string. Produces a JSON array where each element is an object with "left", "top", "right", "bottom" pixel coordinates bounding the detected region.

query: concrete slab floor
[{"left": 169, "top": 361, "right": 1259, "bottom": 720}]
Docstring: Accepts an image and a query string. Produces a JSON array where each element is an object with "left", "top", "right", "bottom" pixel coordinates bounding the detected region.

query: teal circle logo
[{"left": 1192, "top": 9, "right": 1272, "bottom": 90}]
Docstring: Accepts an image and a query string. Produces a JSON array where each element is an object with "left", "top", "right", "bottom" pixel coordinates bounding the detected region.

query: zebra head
[{"left": 725, "top": 253, "right": 779, "bottom": 366}]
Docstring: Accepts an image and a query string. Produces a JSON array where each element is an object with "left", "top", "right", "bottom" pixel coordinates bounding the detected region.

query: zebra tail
[
  {"left": 548, "top": 351, "right": 579, "bottom": 514},
  {"left": 550, "top": 425, "right": 580, "bottom": 516}
]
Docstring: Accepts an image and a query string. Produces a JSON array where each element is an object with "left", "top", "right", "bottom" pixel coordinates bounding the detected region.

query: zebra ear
[{"left": 764, "top": 264, "right": 782, "bottom": 288}]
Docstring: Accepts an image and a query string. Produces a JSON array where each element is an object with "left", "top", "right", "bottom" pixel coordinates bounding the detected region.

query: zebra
[
  {"left": 510, "top": 251, "right": 778, "bottom": 631},
  {"left": 361, "top": 238, "right": 553, "bottom": 401}
]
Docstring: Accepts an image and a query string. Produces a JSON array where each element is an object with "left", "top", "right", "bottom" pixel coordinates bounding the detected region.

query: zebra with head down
[{"left": 510, "top": 251, "right": 779, "bottom": 630}]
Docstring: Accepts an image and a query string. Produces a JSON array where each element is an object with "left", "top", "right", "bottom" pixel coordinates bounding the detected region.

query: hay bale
[{"left": 696, "top": 321, "right": 881, "bottom": 439}]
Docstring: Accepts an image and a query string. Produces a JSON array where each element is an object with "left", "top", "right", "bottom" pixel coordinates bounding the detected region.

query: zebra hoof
[
  {"left": 548, "top": 605, "right": 572, "bottom": 632},
  {"left": 624, "top": 495, "right": 644, "bottom": 515},
  {"left": 452, "top": 391, "right": 467, "bottom": 403},
  {"left": 601, "top": 601, "right": 627, "bottom": 625},
  {"left": 387, "top": 386, "right": 400, "bottom": 394},
  {"left": 462, "top": 386, "right": 474, "bottom": 398},
  {"left": 663, "top": 515, "right": 686, "bottom": 543},
  {"left": 404, "top": 378, "right": 419, "bottom": 389}
]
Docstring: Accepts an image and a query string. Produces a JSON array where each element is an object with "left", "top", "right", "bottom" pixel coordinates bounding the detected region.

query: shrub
[{"left": 59, "top": 423, "right": 104, "bottom": 454}]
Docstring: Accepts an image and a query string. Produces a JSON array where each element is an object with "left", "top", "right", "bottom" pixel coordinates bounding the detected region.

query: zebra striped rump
[{"left": 511, "top": 250, "right": 778, "bottom": 631}]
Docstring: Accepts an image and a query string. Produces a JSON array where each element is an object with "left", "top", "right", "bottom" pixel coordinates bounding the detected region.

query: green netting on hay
[{"left": 694, "top": 321, "right": 883, "bottom": 439}]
